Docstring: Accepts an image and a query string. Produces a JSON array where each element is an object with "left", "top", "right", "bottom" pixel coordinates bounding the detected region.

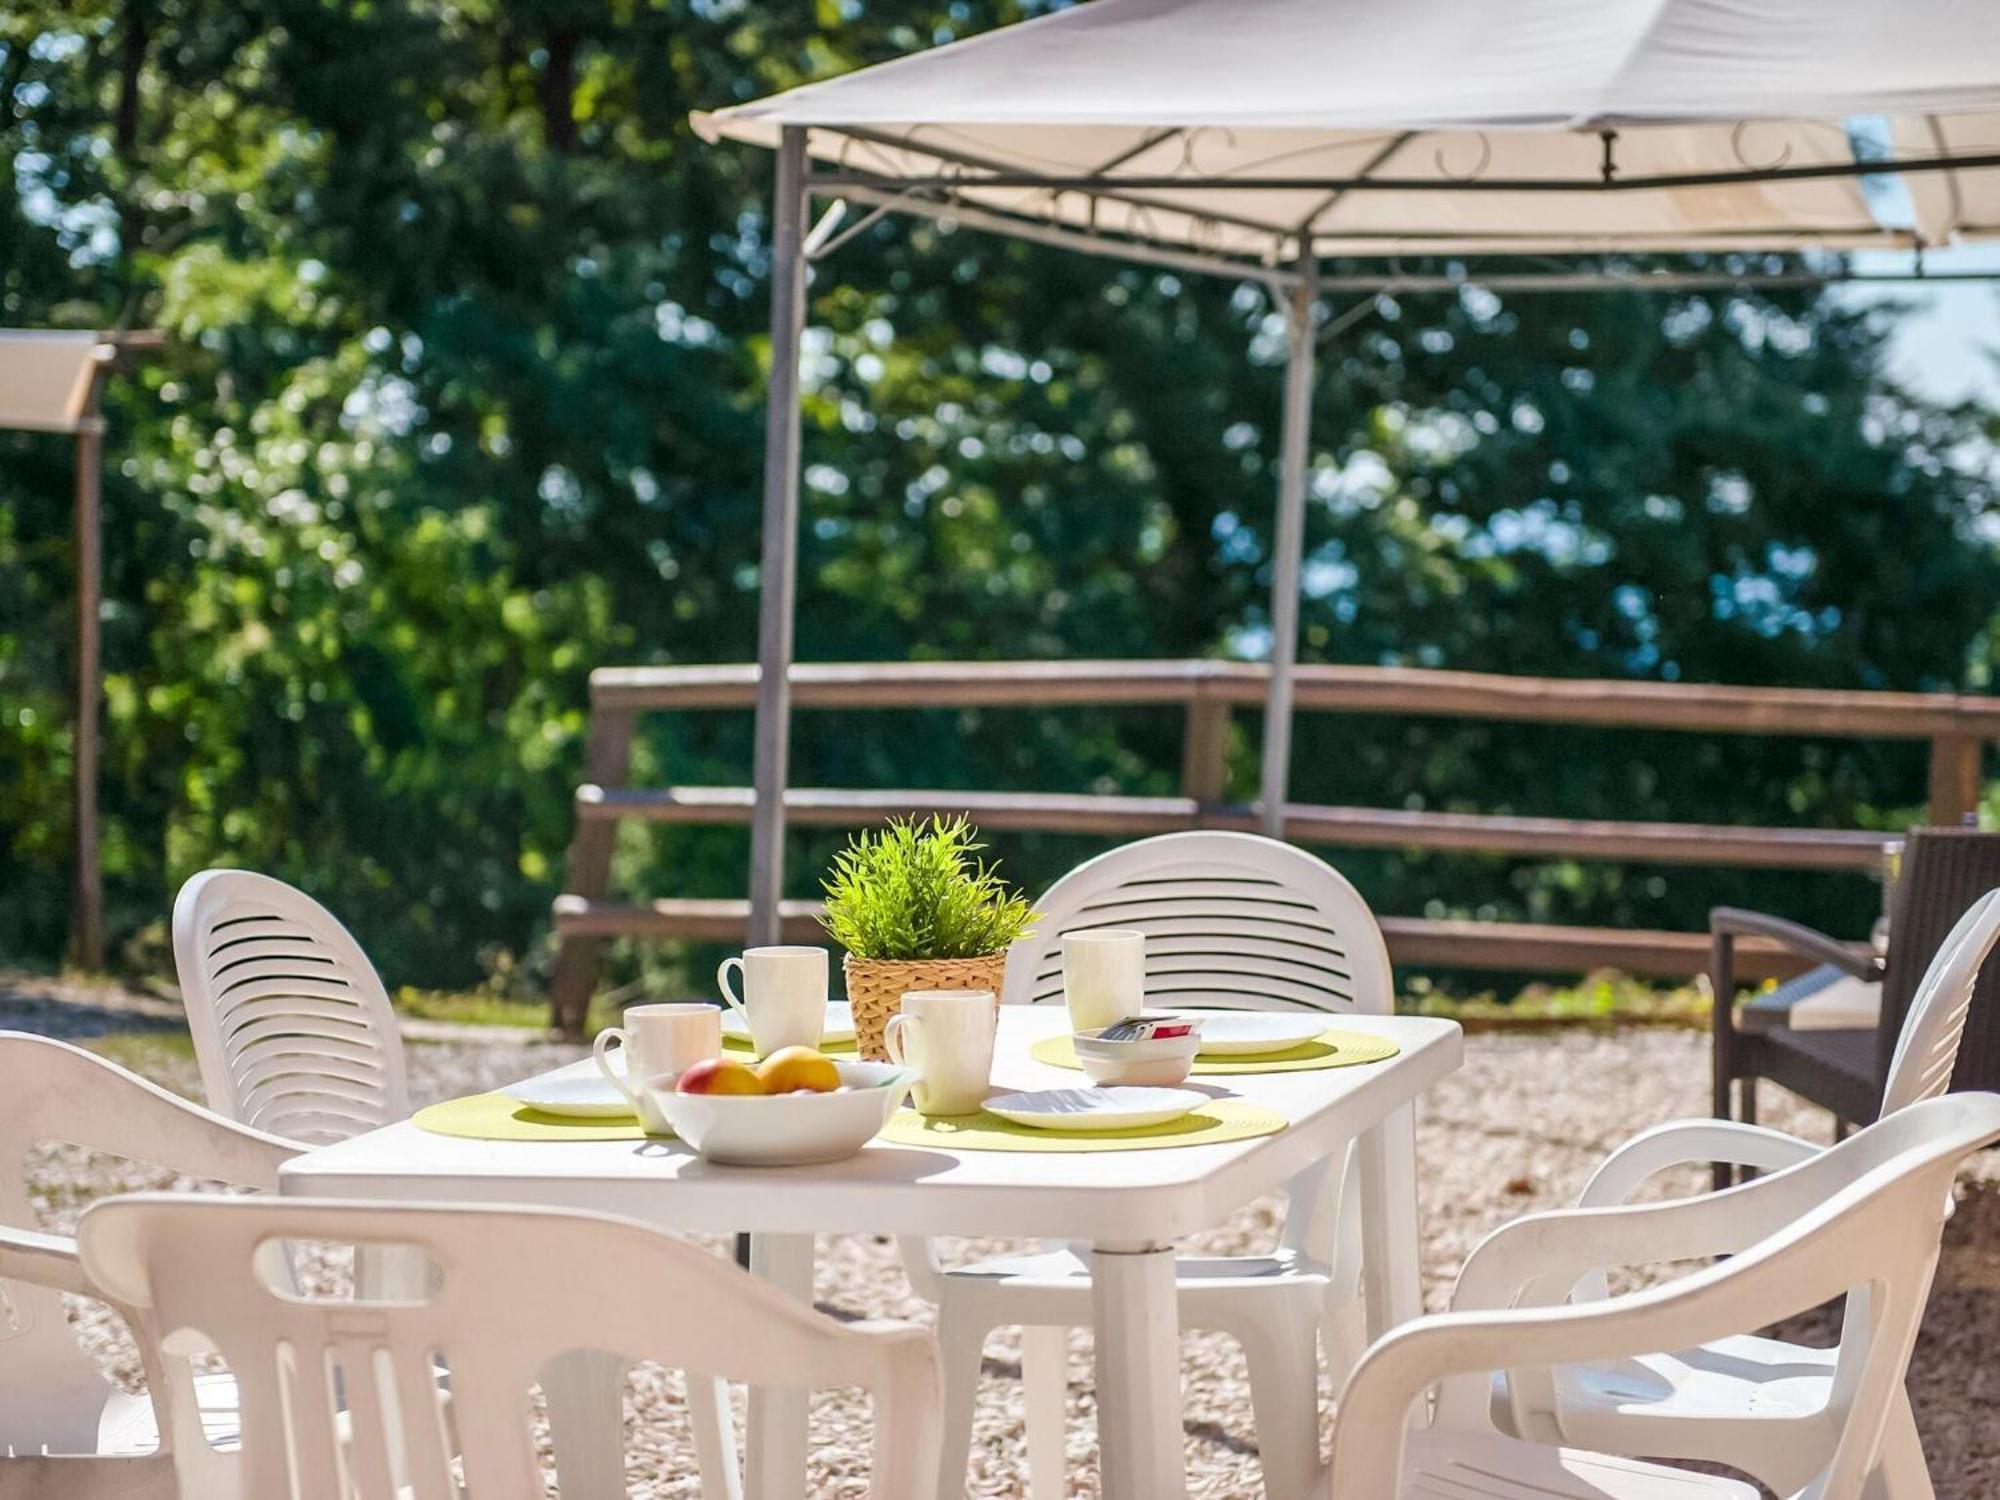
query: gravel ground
[{"left": 12, "top": 997, "right": 1997, "bottom": 1498}]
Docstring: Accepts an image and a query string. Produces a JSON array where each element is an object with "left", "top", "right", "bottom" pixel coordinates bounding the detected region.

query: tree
[{"left": 1, "top": 0, "right": 1993, "bottom": 987}]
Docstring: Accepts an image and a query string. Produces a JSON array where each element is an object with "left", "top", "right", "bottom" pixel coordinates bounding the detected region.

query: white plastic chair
[
  {"left": 172, "top": 869, "right": 411, "bottom": 1145},
  {"left": 76, "top": 1195, "right": 944, "bottom": 1500},
  {"left": 1498, "top": 888, "right": 2000, "bottom": 1496},
  {"left": 906, "top": 831, "right": 1394, "bottom": 1500},
  {"left": 173, "top": 868, "right": 744, "bottom": 1497},
  {"left": 1330, "top": 1091, "right": 2000, "bottom": 1499},
  {"left": 0, "top": 1031, "right": 297, "bottom": 1500}
]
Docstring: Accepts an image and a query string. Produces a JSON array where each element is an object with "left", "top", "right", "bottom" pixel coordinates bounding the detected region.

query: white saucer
[
  {"left": 1159, "top": 1011, "right": 1327, "bottom": 1056},
  {"left": 505, "top": 1077, "right": 635, "bottom": 1120},
  {"left": 721, "top": 999, "right": 856, "bottom": 1047},
  {"left": 984, "top": 1086, "right": 1207, "bottom": 1132}
]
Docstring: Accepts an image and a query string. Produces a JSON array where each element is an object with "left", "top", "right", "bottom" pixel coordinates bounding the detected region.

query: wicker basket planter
[{"left": 843, "top": 950, "right": 1008, "bottom": 1061}]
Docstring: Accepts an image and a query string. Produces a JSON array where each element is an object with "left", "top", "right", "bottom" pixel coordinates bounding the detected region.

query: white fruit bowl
[
  {"left": 1071, "top": 1027, "right": 1201, "bottom": 1086},
  {"left": 649, "top": 1060, "right": 913, "bottom": 1166}
]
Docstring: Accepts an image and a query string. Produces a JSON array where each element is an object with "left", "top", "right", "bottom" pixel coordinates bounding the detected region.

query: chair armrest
[
  {"left": 1448, "top": 1134, "right": 1889, "bottom": 1434},
  {"left": 1710, "top": 908, "right": 1882, "bottom": 982},
  {"left": 1576, "top": 1119, "right": 1821, "bottom": 1210},
  {"left": 0, "top": 1225, "right": 92, "bottom": 1297},
  {"left": 1451, "top": 1136, "right": 1869, "bottom": 1322},
  {"left": 150, "top": 1107, "right": 302, "bottom": 1190},
  {"left": 0, "top": 1223, "right": 186, "bottom": 1456},
  {"left": 1339, "top": 1220, "right": 1879, "bottom": 1495},
  {"left": 59, "top": 1048, "right": 303, "bottom": 1189}
]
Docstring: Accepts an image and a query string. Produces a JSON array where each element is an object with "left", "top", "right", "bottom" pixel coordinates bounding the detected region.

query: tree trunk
[
  {"left": 115, "top": 0, "right": 153, "bottom": 265},
  {"left": 539, "top": 29, "right": 577, "bottom": 153}
]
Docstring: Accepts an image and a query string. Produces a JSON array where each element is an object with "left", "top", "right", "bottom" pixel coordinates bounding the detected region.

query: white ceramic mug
[
  {"left": 884, "top": 989, "right": 996, "bottom": 1116},
  {"left": 1062, "top": 928, "right": 1146, "bottom": 1033},
  {"left": 717, "top": 945, "right": 828, "bottom": 1056},
  {"left": 594, "top": 1003, "right": 722, "bottom": 1132}
]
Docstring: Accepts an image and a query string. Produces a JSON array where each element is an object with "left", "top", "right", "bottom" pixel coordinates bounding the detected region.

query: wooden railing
[{"left": 546, "top": 659, "right": 1996, "bottom": 1033}]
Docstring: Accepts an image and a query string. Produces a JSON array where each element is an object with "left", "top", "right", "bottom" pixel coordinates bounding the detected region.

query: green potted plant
[{"left": 821, "top": 814, "right": 1038, "bottom": 1059}]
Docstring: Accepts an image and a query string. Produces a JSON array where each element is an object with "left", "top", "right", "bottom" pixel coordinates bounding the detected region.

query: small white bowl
[
  {"left": 649, "top": 1060, "right": 912, "bottom": 1166},
  {"left": 1071, "top": 1027, "right": 1201, "bottom": 1087}
]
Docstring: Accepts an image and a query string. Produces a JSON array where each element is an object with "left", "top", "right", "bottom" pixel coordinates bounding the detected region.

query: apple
[
  {"left": 755, "top": 1046, "right": 841, "bottom": 1095},
  {"left": 676, "top": 1058, "right": 766, "bottom": 1096}
]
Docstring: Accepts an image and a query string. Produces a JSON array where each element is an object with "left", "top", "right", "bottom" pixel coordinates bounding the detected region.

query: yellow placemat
[
  {"left": 413, "top": 1092, "right": 650, "bottom": 1142},
  {"left": 877, "top": 1098, "right": 1284, "bottom": 1152},
  {"left": 1030, "top": 1029, "right": 1399, "bottom": 1076}
]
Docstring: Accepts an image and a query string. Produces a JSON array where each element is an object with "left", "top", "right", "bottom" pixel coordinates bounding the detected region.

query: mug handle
[
  {"left": 592, "top": 1028, "right": 644, "bottom": 1115},
  {"left": 716, "top": 956, "right": 750, "bottom": 1019},
  {"left": 883, "top": 1013, "right": 919, "bottom": 1072}
]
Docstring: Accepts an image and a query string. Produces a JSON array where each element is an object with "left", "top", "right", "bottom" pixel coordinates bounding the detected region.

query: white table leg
[
  {"left": 1090, "top": 1243, "right": 1187, "bottom": 1500},
  {"left": 1356, "top": 1101, "right": 1422, "bottom": 1340},
  {"left": 746, "top": 1233, "right": 815, "bottom": 1500},
  {"left": 544, "top": 1348, "right": 630, "bottom": 1499}
]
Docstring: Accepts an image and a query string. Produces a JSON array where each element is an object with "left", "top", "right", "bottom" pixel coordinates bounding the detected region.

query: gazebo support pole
[
  {"left": 72, "top": 363, "right": 107, "bottom": 971},
  {"left": 1258, "top": 259, "right": 1317, "bottom": 838},
  {"left": 748, "top": 127, "right": 810, "bottom": 947}
]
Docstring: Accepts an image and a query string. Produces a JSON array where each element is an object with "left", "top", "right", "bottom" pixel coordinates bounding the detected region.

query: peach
[
  {"left": 754, "top": 1046, "right": 841, "bottom": 1095},
  {"left": 676, "top": 1058, "right": 766, "bottom": 1096}
]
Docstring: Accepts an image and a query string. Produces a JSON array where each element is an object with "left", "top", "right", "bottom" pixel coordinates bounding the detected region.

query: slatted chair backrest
[
  {"left": 1001, "top": 831, "right": 1393, "bottom": 1016},
  {"left": 1876, "top": 829, "right": 2000, "bottom": 1104},
  {"left": 1882, "top": 887, "right": 2000, "bottom": 1115},
  {"left": 79, "top": 1196, "right": 942, "bottom": 1500},
  {"left": 173, "top": 870, "right": 409, "bottom": 1145},
  {"left": 0, "top": 1032, "right": 295, "bottom": 1457},
  {"left": 1341, "top": 1092, "right": 2000, "bottom": 1499}
]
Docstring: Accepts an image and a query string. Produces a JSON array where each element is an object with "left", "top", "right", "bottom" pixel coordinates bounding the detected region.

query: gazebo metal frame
[{"left": 740, "top": 122, "right": 2000, "bottom": 942}]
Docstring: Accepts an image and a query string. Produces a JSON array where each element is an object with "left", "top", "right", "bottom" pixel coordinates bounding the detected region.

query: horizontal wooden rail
[
  {"left": 546, "top": 656, "right": 1991, "bottom": 1034},
  {"left": 551, "top": 895, "right": 1850, "bottom": 984},
  {"left": 578, "top": 784, "right": 1891, "bottom": 871},
  {"left": 589, "top": 659, "right": 2000, "bottom": 739}
]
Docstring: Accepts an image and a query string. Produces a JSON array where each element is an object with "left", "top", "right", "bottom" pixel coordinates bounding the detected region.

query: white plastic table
[{"left": 281, "top": 1008, "right": 1461, "bottom": 1500}]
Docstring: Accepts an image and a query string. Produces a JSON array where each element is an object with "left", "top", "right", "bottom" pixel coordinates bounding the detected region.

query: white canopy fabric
[
  {"left": 701, "top": 0, "right": 2000, "bottom": 948},
  {"left": 697, "top": 0, "right": 2000, "bottom": 263},
  {"left": 0, "top": 331, "right": 107, "bottom": 434}
]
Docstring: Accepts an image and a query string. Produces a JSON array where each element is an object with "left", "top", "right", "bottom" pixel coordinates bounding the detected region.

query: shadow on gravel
[
  {"left": 1769, "top": 1178, "right": 2000, "bottom": 1498},
  {"left": 0, "top": 972, "right": 188, "bottom": 1041}
]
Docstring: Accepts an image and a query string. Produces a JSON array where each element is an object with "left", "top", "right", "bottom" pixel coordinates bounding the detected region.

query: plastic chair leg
[
  {"left": 1236, "top": 1304, "right": 1323, "bottom": 1500},
  {"left": 934, "top": 1305, "right": 993, "bottom": 1500},
  {"left": 1320, "top": 1289, "right": 1368, "bottom": 1398},
  {"left": 686, "top": 1374, "right": 743, "bottom": 1500},
  {"left": 1020, "top": 1325, "right": 1069, "bottom": 1500},
  {"left": 1865, "top": 1390, "right": 1936, "bottom": 1500}
]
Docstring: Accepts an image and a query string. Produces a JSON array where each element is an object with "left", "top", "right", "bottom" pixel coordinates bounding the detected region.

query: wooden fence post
[
  {"left": 547, "top": 699, "right": 636, "bottom": 1036},
  {"left": 1927, "top": 733, "right": 1985, "bottom": 828},
  {"left": 542, "top": 660, "right": 1996, "bottom": 1003},
  {"left": 71, "top": 392, "right": 106, "bottom": 971},
  {"left": 1180, "top": 695, "right": 1231, "bottom": 813}
]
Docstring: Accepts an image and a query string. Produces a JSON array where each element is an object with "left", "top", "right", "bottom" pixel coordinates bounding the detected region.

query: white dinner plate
[
  {"left": 1158, "top": 1010, "right": 1327, "bottom": 1056},
  {"left": 505, "top": 1077, "right": 635, "bottom": 1120},
  {"left": 721, "top": 999, "right": 856, "bottom": 1047},
  {"left": 984, "top": 1086, "right": 1208, "bottom": 1132}
]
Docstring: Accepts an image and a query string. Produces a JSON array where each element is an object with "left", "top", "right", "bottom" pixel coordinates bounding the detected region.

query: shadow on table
[{"left": 629, "top": 1140, "right": 964, "bottom": 1185}]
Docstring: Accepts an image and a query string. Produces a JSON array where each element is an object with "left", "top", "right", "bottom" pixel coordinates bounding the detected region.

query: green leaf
[{"left": 819, "top": 815, "right": 1039, "bottom": 960}]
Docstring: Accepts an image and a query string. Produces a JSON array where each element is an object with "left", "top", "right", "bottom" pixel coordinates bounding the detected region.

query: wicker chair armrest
[{"left": 1709, "top": 907, "right": 1883, "bottom": 983}]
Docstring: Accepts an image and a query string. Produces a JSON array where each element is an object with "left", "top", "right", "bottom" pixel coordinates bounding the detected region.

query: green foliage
[
  {"left": 0, "top": 1, "right": 1995, "bottom": 991},
  {"left": 821, "top": 816, "right": 1037, "bottom": 960}
]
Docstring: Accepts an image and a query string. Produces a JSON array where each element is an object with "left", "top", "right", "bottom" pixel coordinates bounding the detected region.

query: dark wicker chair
[{"left": 1712, "top": 827, "right": 2000, "bottom": 1141}]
